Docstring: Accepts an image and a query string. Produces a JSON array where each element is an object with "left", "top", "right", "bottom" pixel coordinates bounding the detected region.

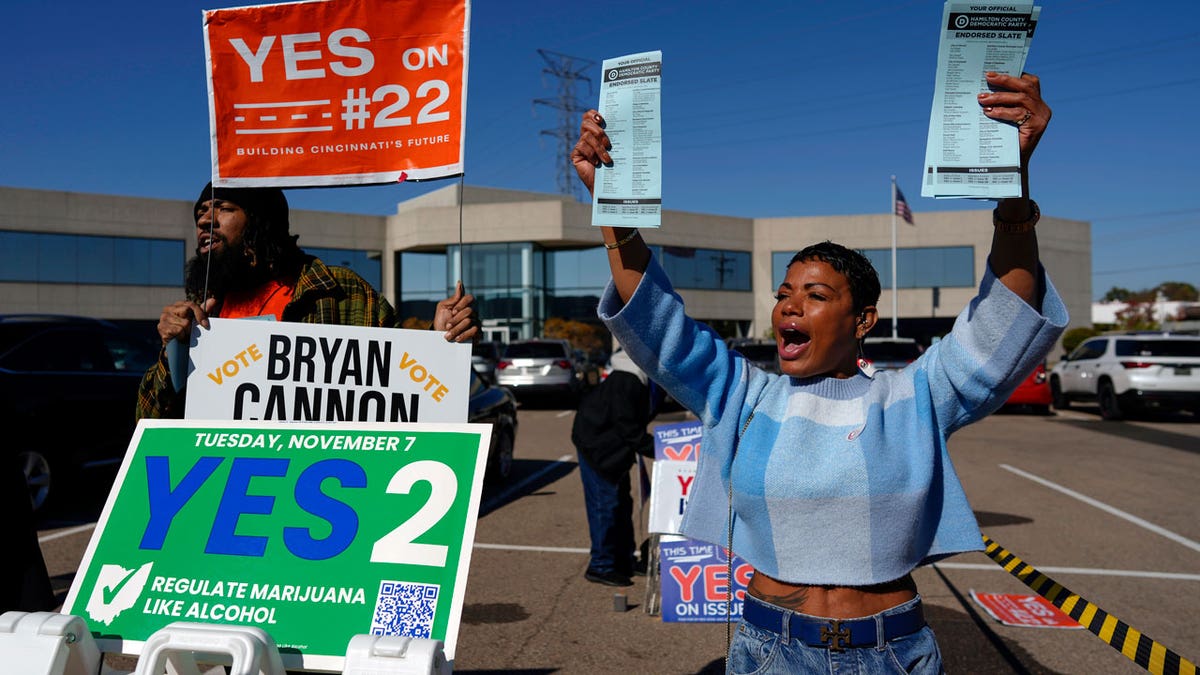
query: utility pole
[
  {"left": 533, "top": 49, "right": 595, "bottom": 201},
  {"left": 712, "top": 251, "right": 734, "bottom": 288}
]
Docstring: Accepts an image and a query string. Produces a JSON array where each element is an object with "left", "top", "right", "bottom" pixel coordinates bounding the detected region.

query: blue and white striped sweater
[{"left": 600, "top": 257, "right": 1067, "bottom": 585}]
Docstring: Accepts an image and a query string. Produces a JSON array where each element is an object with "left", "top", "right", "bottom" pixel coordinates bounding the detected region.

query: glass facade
[
  {"left": 395, "top": 242, "right": 753, "bottom": 342},
  {"left": 653, "top": 246, "right": 751, "bottom": 291},
  {"left": 456, "top": 243, "right": 544, "bottom": 341},
  {"left": 305, "top": 247, "right": 382, "bottom": 290},
  {"left": 395, "top": 250, "right": 449, "bottom": 327},
  {"left": 396, "top": 244, "right": 546, "bottom": 341},
  {"left": 0, "top": 231, "right": 183, "bottom": 286},
  {"left": 771, "top": 246, "right": 975, "bottom": 290},
  {"left": 862, "top": 246, "right": 974, "bottom": 289}
]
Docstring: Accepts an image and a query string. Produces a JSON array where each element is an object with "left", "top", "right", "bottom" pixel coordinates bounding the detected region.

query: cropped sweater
[{"left": 599, "top": 257, "right": 1067, "bottom": 585}]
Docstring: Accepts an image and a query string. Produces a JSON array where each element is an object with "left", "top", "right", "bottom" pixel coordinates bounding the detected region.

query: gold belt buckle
[{"left": 819, "top": 620, "right": 852, "bottom": 652}]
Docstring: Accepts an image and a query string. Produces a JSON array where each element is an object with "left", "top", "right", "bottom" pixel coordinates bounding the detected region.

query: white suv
[{"left": 1050, "top": 333, "right": 1200, "bottom": 420}]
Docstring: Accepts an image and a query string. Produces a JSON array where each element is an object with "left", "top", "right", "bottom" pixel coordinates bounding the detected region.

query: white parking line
[
  {"left": 555, "top": 410, "right": 574, "bottom": 418},
  {"left": 1001, "top": 463, "right": 1200, "bottom": 553},
  {"left": 481, "top": 453, "right": 575, "bottom": 513},
  {"left": 475, "top": 543, "right": 589, "bottom": 554},
  {"left": 467, "top": 547, "right": 1200, "bottom": 582},
  {"left": 38, "top": 523, "right": 96, "bottom": 544},
  {"left": 935, "top": 562, "right": 1200, "bottom": 581}
]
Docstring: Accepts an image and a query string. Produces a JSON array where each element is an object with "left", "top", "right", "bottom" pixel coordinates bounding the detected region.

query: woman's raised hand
[
  {"left": 571, "top": 110, "right": 612, "bottom": 197},
  {"left": 978, "top": 71, "right": 1051, "bottom": 167}
]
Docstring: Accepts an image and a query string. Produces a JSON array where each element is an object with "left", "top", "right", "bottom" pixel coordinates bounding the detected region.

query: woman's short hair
[{"left": 788, "top": 241, "right": 882, "bottom": 313}]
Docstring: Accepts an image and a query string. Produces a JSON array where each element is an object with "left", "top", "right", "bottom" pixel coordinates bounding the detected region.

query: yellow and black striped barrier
[{"left": 981, "top": 534, "right": 1196, "bottom": 675}]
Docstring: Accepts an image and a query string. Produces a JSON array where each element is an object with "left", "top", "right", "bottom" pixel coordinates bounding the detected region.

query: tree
[
  {"left": 401, "top": 316, "right": 432, "bottom": 330},
  {"left": 1102, "top": 286, "right": 1132, "bottom": 302},
  {"left": 1156, "top": 281, "right": 1198, "bottom": 302},
  {"left": 1103, "top": 281, "right": 1197, "bottom": 303},
  {"left": 1113, "top": 301, "right": 1158, "bottom": 332},
  {"left": 543, "top": 317, "right": 606, "bottom": 354}
]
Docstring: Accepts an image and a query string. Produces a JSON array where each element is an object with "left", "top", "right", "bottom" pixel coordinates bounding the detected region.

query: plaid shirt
[{"left": 135, "top": 256, "right": 397, "bottom": 419}]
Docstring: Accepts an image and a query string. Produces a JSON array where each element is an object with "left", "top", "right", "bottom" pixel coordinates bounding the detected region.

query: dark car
[
  {"left": 471, "top": 340, "right": 503, "bottom": 382},
  {"left": 860, "top": 337, "right": 924, "bottom": 372},
  {"left": 467, "top": 368, "right": 519, "bottom": 483},
  {"left": 0, "top": 315, "right": 160, "bottom": 511},
  {"left": 729, "top": 339, "right": 781, "bottom": 374}
]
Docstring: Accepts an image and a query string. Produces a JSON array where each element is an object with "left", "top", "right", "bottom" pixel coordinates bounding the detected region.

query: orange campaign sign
[{"left": 203, "top": 0, "right": 469, "bottom": 187}]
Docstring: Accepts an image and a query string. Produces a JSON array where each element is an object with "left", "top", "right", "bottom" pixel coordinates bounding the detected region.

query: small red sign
[{"left": 970, "top": 590, "right": 1082, "bottom": 629}]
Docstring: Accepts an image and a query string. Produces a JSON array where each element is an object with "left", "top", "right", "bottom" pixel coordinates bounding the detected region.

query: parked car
[
  {"left": 471, "top": 340, "right": 503, "bottom": 382},
  {"left": 1050, "top": 332, "right": 1200, "bottom": 420},
  {"left": 728, "top": 339, "right": 781, "bottom": 374},
  {"left": 574, "top": 349, "right": 605, "bottom": 387},
  {"left": 495, "top": 338, "right": 586, "bottom": 400},
  {"left": 467, "top": 368, "right": 519, "bottom": 483},
  {"left": 860, "top": 337, "right": 924, "bottom": 371},
  {"left": 1004, "top": 361, "right": 1052, "bottom": 414},
  {"left": 600, "top": 347, "right": 685, "bottom": 413},
  {"left": 0, "top": 315, "right": 160, "bottom": 511}
]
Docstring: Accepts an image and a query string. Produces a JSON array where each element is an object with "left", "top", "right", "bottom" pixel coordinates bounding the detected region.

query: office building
[{"left": 0, "top": 184, "right": 1091, "bottom": 347}]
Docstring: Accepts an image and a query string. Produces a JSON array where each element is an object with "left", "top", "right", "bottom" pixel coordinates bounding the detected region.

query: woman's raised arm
[
  {"left": 571, "top": 110, "right": 651, "bottom": 304},
  {"left": 979, "top": 71, "right": 1053, "bottom": 309}
]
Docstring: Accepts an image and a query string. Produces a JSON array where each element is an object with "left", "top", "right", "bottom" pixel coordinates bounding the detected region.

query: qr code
[{"left": 370, "top": 580, "right": 440, "bottom": 638}]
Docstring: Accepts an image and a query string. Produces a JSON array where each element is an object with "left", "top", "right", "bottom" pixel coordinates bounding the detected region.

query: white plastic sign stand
[
  {"left": 132, "top": 622, "right": 284, "bottom": 674},
  {"left": 0, "top": 612, "right": 102, "bottom": 675},
  {"left": 343, "top": 634, "right": 450, "bottom": 675},
  {"left": 0, "top": 612, "right": 448, "bottom": 674}
]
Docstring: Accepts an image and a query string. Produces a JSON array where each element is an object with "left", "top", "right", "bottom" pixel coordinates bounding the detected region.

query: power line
[
  {"left": 1032, "top": 32, "right": 1198, "bottom": 73},
  {"left": 675, "top": 117, "right": 926, "bottom": 150},
  {"left": 1094, "top": 220, "right": 1197, "bottom": 244},
  {"left": 669, "top": 30, "right": 1196, "bottom": 130},
  {"left": 533, "top": 49, "right": 595, "bottom": 201},
  {"left": 1088, "top": 207, "right": 1200, "bottom": 222},
  {"left": 673, "top": 74, "right": 1197, "bottom": 150},
  {"left": 1095, "top": 261, "right": 1200, "bottom": 276}
]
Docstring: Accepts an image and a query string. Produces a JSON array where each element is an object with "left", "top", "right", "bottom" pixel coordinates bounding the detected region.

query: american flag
[{"left": 895, "top": 185, "right": 914, "bottom": 225}]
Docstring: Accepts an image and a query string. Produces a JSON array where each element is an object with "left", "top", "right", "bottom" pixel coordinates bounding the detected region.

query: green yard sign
[{"left": 63, "top": 419, "right": 490, "bottom": 671}]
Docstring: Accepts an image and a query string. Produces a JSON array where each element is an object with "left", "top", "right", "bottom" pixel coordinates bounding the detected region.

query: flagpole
[{"left": 890, "top": 175, "right": 898, "bottom": 339}]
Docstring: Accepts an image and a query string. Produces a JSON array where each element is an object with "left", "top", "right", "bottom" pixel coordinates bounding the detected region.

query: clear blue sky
[{"left": 2, "top": 1, "right": 1197, "bottom": 300}]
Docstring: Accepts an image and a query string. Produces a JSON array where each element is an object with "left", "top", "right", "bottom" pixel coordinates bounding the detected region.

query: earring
[{"left": 246, "top": 248, "right": 258, "bottom": 268}]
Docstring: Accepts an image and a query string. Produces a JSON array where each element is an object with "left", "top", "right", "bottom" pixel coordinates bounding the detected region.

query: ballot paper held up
[
  {"left": 592, "top": 51, "right": 663, "bottom": 229},
  {"left": 922, "top": 2, "right": 1039, "bottom": 200}
]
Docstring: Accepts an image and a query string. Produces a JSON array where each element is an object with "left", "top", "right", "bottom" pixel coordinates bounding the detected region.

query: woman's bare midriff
[{"left": 747, "top": 570, "right": 917, "bottom": 618}]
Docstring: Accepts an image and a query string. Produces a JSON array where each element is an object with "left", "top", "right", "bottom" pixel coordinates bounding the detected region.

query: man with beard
[{"left": 136, "top": 183, "right": 479, "bottom": 419}]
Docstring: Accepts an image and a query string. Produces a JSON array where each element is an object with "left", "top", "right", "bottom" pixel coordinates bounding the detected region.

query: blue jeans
[
  {"left": 576, "top": 451, "right": 635, "bottom": 575},
  {"left": 728, "top": 594, "right": 943, "bottom": 674}
]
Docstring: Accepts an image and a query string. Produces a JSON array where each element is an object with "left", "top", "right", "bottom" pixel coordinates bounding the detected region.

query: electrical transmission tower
[{"left": 533, "top": 49, "right": 595, "bottom": 200}]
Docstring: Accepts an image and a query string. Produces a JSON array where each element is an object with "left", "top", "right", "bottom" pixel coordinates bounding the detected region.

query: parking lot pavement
[{"left": 36, "top": 405, "right": 1199, "bottom": 673}]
